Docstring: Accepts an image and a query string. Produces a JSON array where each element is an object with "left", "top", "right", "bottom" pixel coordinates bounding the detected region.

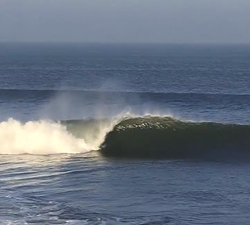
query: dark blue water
[{"left": 1, "top": 43, "right": 250, "bottom": 224}]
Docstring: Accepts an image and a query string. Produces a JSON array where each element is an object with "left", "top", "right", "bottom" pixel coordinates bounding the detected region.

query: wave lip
[{"left": 100, "top": 116, "right": 250, "bottom": 159}]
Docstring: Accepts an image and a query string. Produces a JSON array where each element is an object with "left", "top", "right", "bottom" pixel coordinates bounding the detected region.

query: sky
[{"left": 0, "top": 0, "right": 250, "bottom": 44}]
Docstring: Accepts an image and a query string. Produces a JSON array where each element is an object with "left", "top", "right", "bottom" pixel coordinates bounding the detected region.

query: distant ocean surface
[{"left": 1, "top": 43, "right": 250, "bottom": 224}]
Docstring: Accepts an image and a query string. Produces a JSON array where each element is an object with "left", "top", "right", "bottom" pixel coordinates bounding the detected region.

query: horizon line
[{"left": 0, "top": 41, "right": 250, "bottom": 46}]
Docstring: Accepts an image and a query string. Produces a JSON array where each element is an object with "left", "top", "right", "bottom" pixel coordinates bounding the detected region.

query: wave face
[
  {"left": 1, "top": 116, "right": 250, "bottom": 159},
  {"left": 100, "top": 116, "right": 250, "bottom": 159}
]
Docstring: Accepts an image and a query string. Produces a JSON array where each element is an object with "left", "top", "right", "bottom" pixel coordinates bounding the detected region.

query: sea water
[{"left": 1, "top": 43, "right": 250, "bottom": 224}]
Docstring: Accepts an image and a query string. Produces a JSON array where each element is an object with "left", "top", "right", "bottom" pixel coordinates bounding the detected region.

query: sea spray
[
  {"left": 0, "top": 115, "right": 122, "bottom": 155},
  {"left": 0, "top": 119, "right": 89, "bottom": 154}
]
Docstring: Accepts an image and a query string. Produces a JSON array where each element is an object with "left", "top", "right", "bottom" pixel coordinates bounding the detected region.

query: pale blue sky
[{"left": 0, "top": 0, "right": 250, "bottom": 43}]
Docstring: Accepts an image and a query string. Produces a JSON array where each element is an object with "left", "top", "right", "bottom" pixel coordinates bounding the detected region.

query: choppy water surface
[{"left": 2, "top": 154, "right": 250, "bottom": 225}]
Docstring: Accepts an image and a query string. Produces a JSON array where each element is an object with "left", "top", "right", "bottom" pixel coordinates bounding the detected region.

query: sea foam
[{"left": 0, "top": 119, "right": 91, "bottom": 155}]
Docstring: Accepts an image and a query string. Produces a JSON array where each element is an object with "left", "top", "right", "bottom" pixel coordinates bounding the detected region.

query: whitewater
[{"left": 0, "top": 116, "right": 119, "bottom": 155}]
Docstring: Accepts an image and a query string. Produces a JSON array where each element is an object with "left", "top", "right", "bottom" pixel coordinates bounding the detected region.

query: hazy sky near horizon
[{"left": 0, "top": 0, "right": 250, "bottom": 43}]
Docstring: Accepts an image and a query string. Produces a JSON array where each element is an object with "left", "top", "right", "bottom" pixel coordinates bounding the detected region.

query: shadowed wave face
[{"left": 98, "top": 116, "right": 250, "bottom": 159}]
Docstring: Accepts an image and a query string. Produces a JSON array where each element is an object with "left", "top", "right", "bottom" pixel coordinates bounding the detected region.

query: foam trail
[{"left": 0, "top": 119, "right": 91, "bottom": 155}]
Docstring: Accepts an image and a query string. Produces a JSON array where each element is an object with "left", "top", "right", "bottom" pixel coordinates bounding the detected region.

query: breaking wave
[
  {"left": 1, "top": 115, "right": 250, "bottom": 159},
  {"left": 0, "top": 118, "right": 116, "bottom": 155}
]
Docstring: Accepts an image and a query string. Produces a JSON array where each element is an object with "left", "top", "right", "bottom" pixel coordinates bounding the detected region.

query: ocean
[{"left": 1, "top": 43, "right": 250, "bottom": 224}]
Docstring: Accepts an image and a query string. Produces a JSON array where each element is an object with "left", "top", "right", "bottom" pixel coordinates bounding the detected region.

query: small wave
[{"left": 2, "top": 88, "right": 250, "bottom": 98}]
